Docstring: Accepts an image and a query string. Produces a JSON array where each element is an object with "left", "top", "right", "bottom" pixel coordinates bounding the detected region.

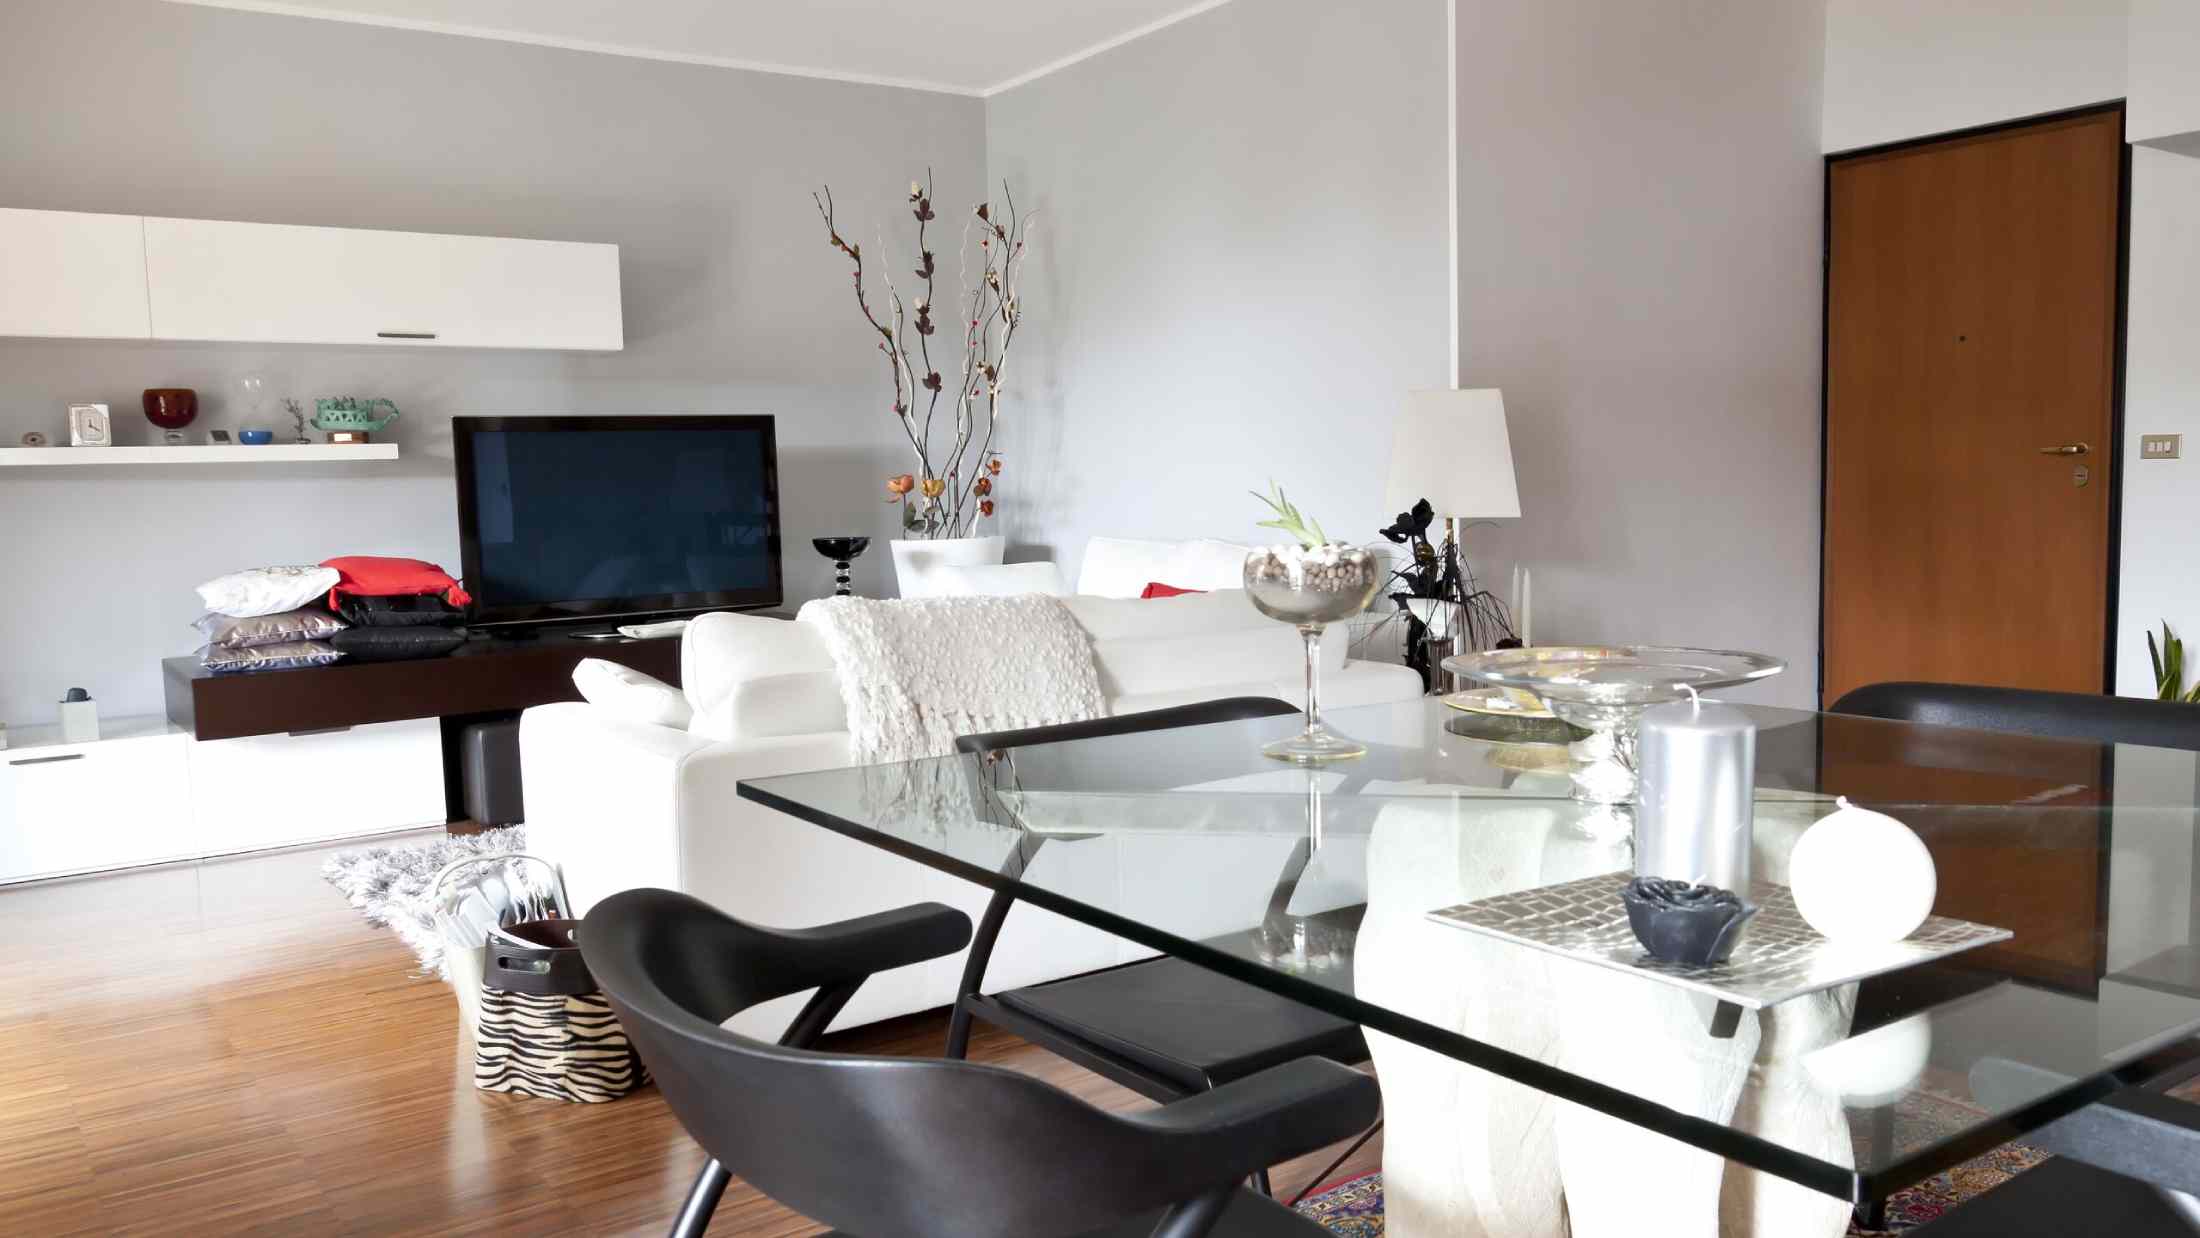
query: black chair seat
[
  {"left": 825, "top": 1183, "right": 1331, "bottom": 1237},
  {"left": 994, "top": 957, "right": 1367, "bottom": 1094}
]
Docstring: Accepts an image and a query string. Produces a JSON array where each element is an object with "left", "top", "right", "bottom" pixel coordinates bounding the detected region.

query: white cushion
[
  {"left": 572, "top": 659, "right": 694, "bottom": 729},
  {"left": 1067, "top": 590, "right": 1347, "bottom": 674},
  {"left": 1171, "top": 539, "right": 1258, "bottom": 591},
  {"left": 682, "top": 610, "right": 836, "bottom": 737},
  {"left": 1076, "top": 537, "right": 1183, "bottom": 598},
  {"left": 933, "top": 561, "right": 1069, "bottom": 597},
  {"left": 194, "top": 565, "right": 340, "bottom": 618},
  {"left": 1075, "top": 537, "right": 1253, "bottom": 597}
]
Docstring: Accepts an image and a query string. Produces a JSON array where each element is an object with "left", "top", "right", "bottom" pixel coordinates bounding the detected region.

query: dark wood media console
[{"left": 163, "top": 630, "right": 688, "bottom": 823}]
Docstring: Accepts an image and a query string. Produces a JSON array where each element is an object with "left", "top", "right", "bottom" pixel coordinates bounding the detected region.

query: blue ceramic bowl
[{"left": 238, "top": 429, "right": 273, "bottom": 445}]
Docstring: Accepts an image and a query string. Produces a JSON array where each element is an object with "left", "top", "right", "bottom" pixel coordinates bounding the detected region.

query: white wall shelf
[{"left": 0, "top": 444, "right": 399, "bottom": 466}]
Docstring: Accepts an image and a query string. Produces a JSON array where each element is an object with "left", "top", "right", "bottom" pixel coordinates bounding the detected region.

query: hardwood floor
[{"left": 0, "top": 836, "right": 1379, "bottom": 1236}]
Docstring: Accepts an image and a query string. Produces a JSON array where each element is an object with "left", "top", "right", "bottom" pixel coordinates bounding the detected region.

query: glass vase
[{"left": 1243, "top": 544, "right": 1384, "bottom": 762}]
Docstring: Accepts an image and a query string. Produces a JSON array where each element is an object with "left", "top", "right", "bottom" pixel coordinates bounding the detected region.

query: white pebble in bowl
[{"left": 1788, "top": 798, "right": 1936, "bottom": 943}]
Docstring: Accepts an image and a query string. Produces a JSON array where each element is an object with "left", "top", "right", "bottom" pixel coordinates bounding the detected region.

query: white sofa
[{"left": 521, "top": 587, "right": 1421, "bottom": 1035}]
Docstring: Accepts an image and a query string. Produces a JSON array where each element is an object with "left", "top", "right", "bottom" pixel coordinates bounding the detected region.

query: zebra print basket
[{"left": 473, "top": 918, "right": 648, "bottom": 1104}]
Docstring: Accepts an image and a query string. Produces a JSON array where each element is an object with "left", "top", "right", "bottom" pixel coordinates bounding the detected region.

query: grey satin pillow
[
  {"left": 198, "top": 641, "right": 344, "bottom": 673},
  {"left": 194, "top": 607, "right": 347, "bottom": 650}
]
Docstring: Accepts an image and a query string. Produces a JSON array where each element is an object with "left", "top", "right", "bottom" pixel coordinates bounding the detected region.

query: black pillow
[
  {"left": 337, "top": 594, "right": 467, "bottom": 628},
  {"left": 329, "top": 625, "right": 469, "bottom": 663}
]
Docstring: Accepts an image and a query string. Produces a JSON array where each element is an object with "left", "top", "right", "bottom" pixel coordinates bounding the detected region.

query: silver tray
[{"left": 1428, "top": 871, "right": 2010, "bottom": 1010}]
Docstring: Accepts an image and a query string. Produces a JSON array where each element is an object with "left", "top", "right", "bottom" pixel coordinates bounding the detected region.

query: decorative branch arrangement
[{"left": 814, "top": 172, "right": 1031, "bottom": 538}]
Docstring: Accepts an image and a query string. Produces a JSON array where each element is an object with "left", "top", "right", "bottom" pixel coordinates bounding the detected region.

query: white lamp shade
[{"left": 1386, "top": 388, "right": 1521, "bottom": 521}]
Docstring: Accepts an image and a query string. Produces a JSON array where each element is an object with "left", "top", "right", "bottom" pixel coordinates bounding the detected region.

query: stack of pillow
[
  {"left": 320, "top": 556, "right": 472, "bottom": 662},
  {"left": 194, "top": 565, "right": 350, "bottom": 673},
  {"left": 193, "top": 556, "right": 475, "bottom": 673}
]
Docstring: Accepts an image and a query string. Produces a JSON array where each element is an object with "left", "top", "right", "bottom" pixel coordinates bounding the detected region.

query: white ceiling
[{"left": 162, "top": 0, "right": 1233, "bottom": 96}]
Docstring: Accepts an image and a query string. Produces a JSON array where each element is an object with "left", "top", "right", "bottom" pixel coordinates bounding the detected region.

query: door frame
[{"left": 1816, "top": 101, "right": 2134, "bottom": 703}]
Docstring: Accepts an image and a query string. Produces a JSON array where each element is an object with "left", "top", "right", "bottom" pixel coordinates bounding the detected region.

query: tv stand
[{"left": 161, "top": 614, "right": 788, "bottom": 823}]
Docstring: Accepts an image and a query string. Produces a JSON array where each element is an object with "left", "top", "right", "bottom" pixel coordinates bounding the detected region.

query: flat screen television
[{"left": 453, "top": 415, "right": 783, "bottom": 628}]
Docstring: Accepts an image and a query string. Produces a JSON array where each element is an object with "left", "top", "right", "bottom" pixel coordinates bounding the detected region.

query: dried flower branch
[{"left": 817, "top": 175, "right": 1032, "bottom": 538}]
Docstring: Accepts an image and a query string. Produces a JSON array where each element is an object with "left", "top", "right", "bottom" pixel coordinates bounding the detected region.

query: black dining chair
[
  {"left": 1828, "top": 681, "right": 2200, "bottom": 751},
  {"left": 582, "top": 887, "right": 1380, "bottom": 1238},
  {"left": 949, "top": 698, "right": 1376, "bottom": 1199},
  {"left": 1831, "top": 680, "right": 2200, "bottom": 1235}
]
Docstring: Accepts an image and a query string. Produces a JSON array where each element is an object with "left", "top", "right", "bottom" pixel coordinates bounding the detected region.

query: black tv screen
[{"left": 453, "top": 415, "right": 783, "bottom": 626}]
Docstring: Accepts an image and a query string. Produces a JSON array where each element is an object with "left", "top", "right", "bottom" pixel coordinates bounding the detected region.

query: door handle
[{"left": 2038, "top": 443, "right": 2090, "bottom": 456}]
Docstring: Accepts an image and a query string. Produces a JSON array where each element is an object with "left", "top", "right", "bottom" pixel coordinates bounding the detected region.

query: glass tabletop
[{"left": 737, "top": 696, "right": 2200, "bottom": 1205}]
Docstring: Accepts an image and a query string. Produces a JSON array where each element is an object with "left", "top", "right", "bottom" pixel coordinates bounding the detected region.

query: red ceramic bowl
[{"left": 143, "top": 388, "right": 198, "bottom": 430}]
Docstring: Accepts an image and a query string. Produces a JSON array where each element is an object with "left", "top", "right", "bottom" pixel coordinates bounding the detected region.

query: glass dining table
[{"left": 738, "top": 695, "right": 2200, "bottom": 1235}]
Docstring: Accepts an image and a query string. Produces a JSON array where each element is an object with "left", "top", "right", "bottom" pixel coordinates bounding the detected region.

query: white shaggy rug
[{"left": 320, "top": 826, "right": 534, "bottom": 978}]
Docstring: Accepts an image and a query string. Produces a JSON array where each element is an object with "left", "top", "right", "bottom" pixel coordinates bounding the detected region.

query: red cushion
[
  {"left": 1140, "top": 582, "right": 1206, "bottom": 599},
  {"left": 322, "top": 556, "right": 473, "bottom": 609}
]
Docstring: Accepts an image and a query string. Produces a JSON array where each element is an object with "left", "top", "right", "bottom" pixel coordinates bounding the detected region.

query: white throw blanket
[{"left": 799, "top": 594, "right": 1107, "bottom": 763}]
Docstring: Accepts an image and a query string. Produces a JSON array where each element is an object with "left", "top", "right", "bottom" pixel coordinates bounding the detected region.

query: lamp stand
[{"left": 1446, "top": 515, "right": 1470, "bottom": 692}]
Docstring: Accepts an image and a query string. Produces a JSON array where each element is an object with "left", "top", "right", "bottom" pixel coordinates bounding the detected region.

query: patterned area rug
[{"left": 1292, "top": 1142, "right": 2047, "bottom": 1235}]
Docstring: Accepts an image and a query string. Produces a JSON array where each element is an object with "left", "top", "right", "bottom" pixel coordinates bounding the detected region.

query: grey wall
[
  {"left": 983, "top": 0, "right": 1452, "bottom": 583},
  {"left": 0, "top": 0, "right": 984, "bottom": 722},
  {"left": 1454, "top": 0, "right": 1828, "bottom": 708}
]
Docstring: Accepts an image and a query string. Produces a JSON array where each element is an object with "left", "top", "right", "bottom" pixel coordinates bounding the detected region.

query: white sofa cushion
[
  {"left": 1076, "top": 537, "right": 1253, "bottom": 597},
  {"left": 1065, "top": 590, "right": 1346, "bottom": 676},
  {"left": 683, "top": 611, "right": 838, "bottom": 741},
  {"left": 571, "top": 658, "right": 693, "bottom": 729},
  {"left": 934, "top": 561, "right": 1069, "bottom": 597}
]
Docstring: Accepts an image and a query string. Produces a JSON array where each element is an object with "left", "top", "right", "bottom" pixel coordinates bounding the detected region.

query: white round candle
[{"left": 1788, "top": 798, "right": 1936, "bottom": 943}]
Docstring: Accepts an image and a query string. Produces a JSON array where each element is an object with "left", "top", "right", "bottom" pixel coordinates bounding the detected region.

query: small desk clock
[{"left": 67, "top": 403, "right": 111, "bottom": 446}]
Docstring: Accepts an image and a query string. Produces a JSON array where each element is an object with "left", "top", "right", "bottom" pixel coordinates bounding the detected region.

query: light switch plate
[{"left": 2142, "top": 434, "right": 2182, "bottom": 459}]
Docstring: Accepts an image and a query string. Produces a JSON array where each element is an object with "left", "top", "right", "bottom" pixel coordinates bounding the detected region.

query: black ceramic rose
[{"left": 1620, "top": 877, "right": 1759, "bottom": 967}]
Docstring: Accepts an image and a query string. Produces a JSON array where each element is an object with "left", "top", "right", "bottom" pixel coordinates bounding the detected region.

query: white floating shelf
[{"left": 0, "top": 444, "right": 399, "bottom": 466}]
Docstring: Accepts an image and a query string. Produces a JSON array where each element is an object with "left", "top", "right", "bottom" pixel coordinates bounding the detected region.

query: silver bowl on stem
[
  {"left": 1244, "top": 544, "right": 1384, "bottom": 762},
  {"left": 1443, "top": 645, "right": 1785, "bottom": 806}
]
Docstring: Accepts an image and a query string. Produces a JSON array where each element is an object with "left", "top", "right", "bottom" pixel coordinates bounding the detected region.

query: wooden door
[{"left": 1823, "top": 108, "right": 2123, "bottom": 705}]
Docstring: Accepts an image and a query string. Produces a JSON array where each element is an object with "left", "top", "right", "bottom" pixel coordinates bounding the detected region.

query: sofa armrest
[{"left": 521, "top": 702, "right": 721, "bottom": 913}]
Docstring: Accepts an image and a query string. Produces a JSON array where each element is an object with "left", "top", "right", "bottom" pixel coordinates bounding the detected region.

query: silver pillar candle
[{"left": 1635, "top": 697, "right": 1755, "bottom": 891}]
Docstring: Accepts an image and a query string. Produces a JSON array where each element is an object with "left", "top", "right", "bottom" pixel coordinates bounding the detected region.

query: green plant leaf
[{"left": 1250, "top": 480, "right": 1331, "bottom": 549}]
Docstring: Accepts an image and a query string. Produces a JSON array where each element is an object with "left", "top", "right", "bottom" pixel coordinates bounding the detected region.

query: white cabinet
[
  {"left": 0, "top": 729, "right": 193, "bottom": 883},
  {"left": 0, "top": 208, "right": 152, "bottom": 339},
  {"left": 2131, "top": 0, "right": 2200, "bottom": 157},
  {"left": 188, "top": 719, "right": 444, "bottom": 855},
  {"left": 142, "top": 216, "right": 622, "bottom": 350}
]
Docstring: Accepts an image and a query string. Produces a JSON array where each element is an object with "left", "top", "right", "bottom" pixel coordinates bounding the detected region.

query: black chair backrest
[
  {"left": 583, "top": 888, "right": 1309, "bottom": 1238},
  {"left": 955, "top": 695, "right": 1300, "bottom": 755},
  {"left": 1829, "top": 681, "right": 2200, "bottom": 753}
]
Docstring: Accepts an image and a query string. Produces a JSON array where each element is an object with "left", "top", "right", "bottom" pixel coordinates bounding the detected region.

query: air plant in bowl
[
  {"left": 1620, "top": 877, "right": 1759, "bottom": 967},
  {"left": 1243, "top": 483, "right": 1383, "bottom": 762}
]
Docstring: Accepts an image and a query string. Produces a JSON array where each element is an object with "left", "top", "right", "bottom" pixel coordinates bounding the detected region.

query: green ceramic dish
[{"left": 312, "top": 397, "right": 401, "bottom": 433}]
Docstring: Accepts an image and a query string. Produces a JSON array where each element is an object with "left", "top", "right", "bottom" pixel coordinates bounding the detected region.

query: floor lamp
[{"left": 1385, "top": 388, "right": 1521, "bottom": 690}]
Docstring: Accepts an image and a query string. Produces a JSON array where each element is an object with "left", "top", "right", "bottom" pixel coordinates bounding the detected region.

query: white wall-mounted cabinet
[
  {"left": 143, "top": 216, "right": 622, "bottom": 350},
  {"left": 0, "top": 206, "right": 622, "bottom": 350},
  {"left": 2130, "top": 0, "right": 2200, "bottom": 157},
  {"left": 0, "top": 208, "right": 154, "bottom": 339}
]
